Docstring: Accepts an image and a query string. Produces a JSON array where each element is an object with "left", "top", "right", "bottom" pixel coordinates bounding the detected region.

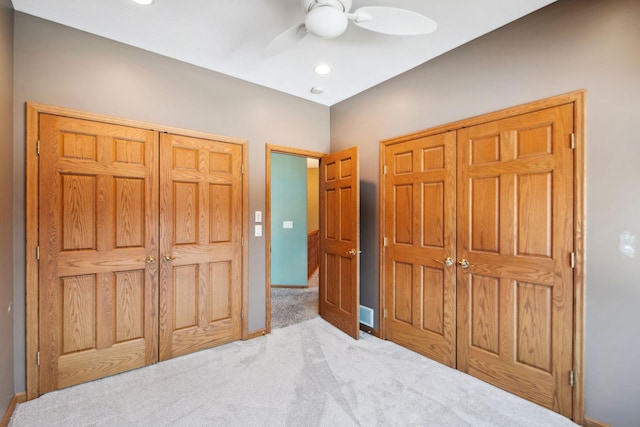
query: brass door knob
[
  {"left": 439, "top": 257, "right": 454, "bottom": 267},
  {"left": 458, "top": 259, "right": 471, "bottom": 269},
  {"left": 163, "top": 255, "right": 177, "bottom": 262},
  {"left": 145, "top": 256, "right": 156, "bottom": 264}
]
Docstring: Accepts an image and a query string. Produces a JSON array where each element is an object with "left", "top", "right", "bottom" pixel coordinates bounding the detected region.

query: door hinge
[
  {"left": 241, "top": 164, "right": 245, "bottom": 174},
  {"left": 36, "top": 246, "right": 40, "bottom": 261},
  {"left": 569, "top": 370, "right": 575, "bottom": 387},
  {"left": 241, "top": 309, "right": 244, "bottom": 319},
  {"left": 36, "top": 351, "right": 40, "bottom": 366},
  {"left": 383, "top": 237, "right": 388, "bottom": 247},
  {"left": 37, "top": 140, "right": 40, "bottom": 155},
  {"left": 570, "top": 133, "right": 575, "bottom": 149},
  {"left": 570, "top": 252, "right": 575, "bottom": 269},
  {"left": 383, "top": 165, "right": 388, "bottom": 175},
  {"left": 241, "top": 237, "right": 244, "bottom": 247},
  {"left": 384, "top": 308, "right": 387, "bottom": 319}
]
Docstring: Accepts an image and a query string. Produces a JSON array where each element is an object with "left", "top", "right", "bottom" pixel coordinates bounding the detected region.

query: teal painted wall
[{"left": 271, "top": 153, "right": 307, "bottom": 286}]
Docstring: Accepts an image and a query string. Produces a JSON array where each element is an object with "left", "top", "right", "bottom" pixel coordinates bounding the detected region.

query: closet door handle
[
  {"left": 458, "top": 259, "right": 471, "bottom": 269},
  {"left": 145, "top": 256, "right": 156, "bottom": 264},
  {"left": 439, "top": 257, "right": 454, "bottom": 267},
  {"left": 163, "top": 255, "right": 177, "bottom": 262}
]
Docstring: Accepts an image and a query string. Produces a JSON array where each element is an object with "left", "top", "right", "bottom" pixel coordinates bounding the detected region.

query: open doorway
[{"left": 265, "top": 145, "right": 326, "bottom": 333}]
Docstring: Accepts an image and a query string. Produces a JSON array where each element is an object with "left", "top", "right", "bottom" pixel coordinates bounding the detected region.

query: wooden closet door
[
  {"left": 159, "top": 133, "right": 243, "bottom": 360},
  {"left": 383, "top": 131, "right": 457, "bottom": 367},
  {"left": 457, "top": 104, "right": 574, "bottom": 416},
  {"left": 38, "top": 114, "right": 159, "bottom": 393}
]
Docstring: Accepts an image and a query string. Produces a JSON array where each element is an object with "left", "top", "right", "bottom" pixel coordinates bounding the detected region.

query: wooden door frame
[
  {"left": 25, "top": 102, "right": 249, "bottom": 400},
  {"left": 378, "top": 90, "right": 585, "bottom": 424},
  {"left": 264, "top": 144, "right": 326, "bottom": 334}
]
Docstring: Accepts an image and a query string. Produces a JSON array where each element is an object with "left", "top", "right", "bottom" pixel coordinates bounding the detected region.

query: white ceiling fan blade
[
  {"left": 264, "top": 23, "right": 307, "bottom": 57},
  {"left": 351, "top": 7, "right": 437, "bottom": 36}
]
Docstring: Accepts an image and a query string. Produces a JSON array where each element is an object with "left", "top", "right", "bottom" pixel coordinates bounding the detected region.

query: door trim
[
  {"left": 378, "top": 90, "right": 585, "bottom": 423},
  {"left": 25, "top": 102, "right": 249, "bottom": 400},
  {"left": 265, "top": 144, "right": 326, "bottom": 334}
]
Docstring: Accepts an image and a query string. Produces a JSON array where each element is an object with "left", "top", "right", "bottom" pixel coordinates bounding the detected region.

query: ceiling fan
[{"left": 265, "top": 0, "right": 437, "bottom": 56}]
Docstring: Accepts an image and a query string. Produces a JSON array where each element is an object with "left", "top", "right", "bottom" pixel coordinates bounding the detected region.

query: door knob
[
  {"left": 345, "top": 249, "right": 361, "bottom": 256},
  {"left": 163, "top": 255, "right": 177, "bottom": 262},
  {"left": 439, "top": 257, "right": 454, "bottom": 267},
  {"left": 145, "top": 256, "right": 155, "bottom": 264},
  {"left": 458, "top": 259, "right": 471, "bottom": 269}
]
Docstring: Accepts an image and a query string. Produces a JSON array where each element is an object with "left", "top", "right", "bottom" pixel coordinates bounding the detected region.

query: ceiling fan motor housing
[{"left": 303, "top": 0, "right": 353, "bottom": 13}]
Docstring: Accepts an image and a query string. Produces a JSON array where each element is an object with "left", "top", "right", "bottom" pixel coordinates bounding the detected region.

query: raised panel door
[
  {"left": 457, "top": 104, "right": 574, "bottom": 416},
  {"left": 319, "top": 147, "right": 360, "bottom": 338},
  {"left": 159, "top": 133, "right": 243, "bottom": 360},
  {"left": 383, "top": 131, "right": 457, "bottom": 366},
  {"left": 38, "top": 114, "right": 159, "bottom": 393}
]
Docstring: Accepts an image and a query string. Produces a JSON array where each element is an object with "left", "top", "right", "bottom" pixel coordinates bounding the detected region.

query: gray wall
[
  {"left": 330, "top": 0, "right": 640, "bottom": 425},
  {"left": 0, "top": 0, "right": 14, "bottom": 413},
  {"left": 12, "top": 13, "right": 329, "bottom": 392}
]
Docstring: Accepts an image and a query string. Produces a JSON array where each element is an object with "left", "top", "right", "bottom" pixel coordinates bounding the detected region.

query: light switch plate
[
  {"left": 255, "top": 211, "right": 262, "bottom": 223},
  {"left": 283, "top": 220, "right": 293, "bottom": 229},
  {"left": 255, "top": 224, "right": 262, "bottom": 237}
]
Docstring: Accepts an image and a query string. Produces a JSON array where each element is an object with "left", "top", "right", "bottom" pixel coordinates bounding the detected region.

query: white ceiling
[{"left": 11, "top": 0, "right": 557, "bottom": 106}]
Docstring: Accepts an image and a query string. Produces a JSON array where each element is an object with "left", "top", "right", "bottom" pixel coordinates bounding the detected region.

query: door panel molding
[
  {"left": 26, "top": 102, "right": 248, "bottom": 399},
  {"left": 379, "top": 90, "right": 585, "bottom": 423}
]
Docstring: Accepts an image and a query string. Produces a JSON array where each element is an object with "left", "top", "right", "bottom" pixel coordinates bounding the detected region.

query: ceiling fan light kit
[{"left": 305, "top": 6, "right": 349, "bottom": 38}]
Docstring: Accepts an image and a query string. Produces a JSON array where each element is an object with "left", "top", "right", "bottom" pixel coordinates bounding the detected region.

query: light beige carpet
[
  {"left": 11, "top": 317, "right": 578, "bottom": 426},
  {"left": 271, "top": 269, "right": 319, "bottom": 329}
]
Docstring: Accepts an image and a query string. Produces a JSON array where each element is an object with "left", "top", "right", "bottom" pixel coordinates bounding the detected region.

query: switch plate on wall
[
  {"left": 283, "top": 220, "right": 293, "bottom": 229},
  {"left": 255, "top": 211, "right": 262, "bottom": 223},
  {"left": 255, "top": 224, "right": 262, "bottom": 237}
]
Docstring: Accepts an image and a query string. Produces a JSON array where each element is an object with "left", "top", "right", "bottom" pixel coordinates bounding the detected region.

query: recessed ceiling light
[
  {"left": 314, "top": 64, "right": 332, "bottom": 75},
  {"left": 310, "top": 87, "right": 324, "bottom": 95},
  {"left": 132, "top": 0, "right": 153, "bottom": 5}
]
